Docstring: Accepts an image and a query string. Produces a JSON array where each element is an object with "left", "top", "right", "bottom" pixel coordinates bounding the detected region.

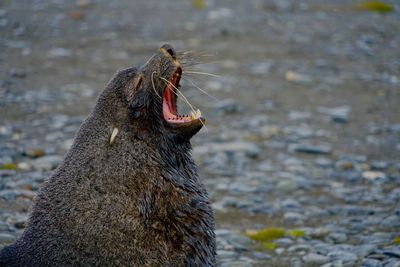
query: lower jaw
[{"left": 163, "top": 117, "right": 205, "bottom": 137}]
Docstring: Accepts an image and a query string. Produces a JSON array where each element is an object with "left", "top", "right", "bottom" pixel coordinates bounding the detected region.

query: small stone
[
  {"left": 361, "top": 258, "right": 383, "bottom": 267},
  {"left": 213, "top": 99, "right": 243, "bottom": 114},
  {"left": 17, "top": 162, "right": 31, "bottom": 171},
  {"left": 318, "top": 106, "right": 351, "bottom": 123},
  {"left": 49, "top": 48, "right": 72, "bottom": 57},
  {"left": 327, "top": 251, "right": 357, "bottom": 265},
  {"left": 335, "top": 160, "right": 354, "bottom": 170},
  {"left": 276, "top": 180, "right": 299, "bottom": 193},
  {"left": 284, "top": 212, "right": 305, "bottom": 223},
  {"left": 249, "top": 61, "right": 273, "bottom": 75},
  {"left": 289, "top": 143, "right": 332, "bottom": 155},
  {"left": 252, "top": 251, "right": 271, "bottom": 260},
  {"left": 315, "top": 157, "right": 333, "bottom": 168},
  {"left": 303, "top": 253, "right": 330, "bottom": 265},
  {"left": 0, "top": 233, "right": 16, "bottom": 243},
  {"left": 362, "top": 171, "right": 386, "bottom": 181},
  {"left": 23, "top": 148, "right": 45, "bottom": 158},
  {"left": 310, "top": 227, "right": 331, "bottom": 239},
  {"left": 370, "top": 161, "right": 389, "bottom": 170},
  {"left": 31, "top": 155, "right": 63, "bottom": 171},
  {"left": 383, "top": 249, "right": 400, "bottom": 258},
  {"left": 285, "top": 71, "right": 313, "bottom": 83},
  {"left": 328, "top": 232, "right": 348, "bottom": 243},
  {"left": 288, "top": 110, "right": 312, "bottom": 121}
]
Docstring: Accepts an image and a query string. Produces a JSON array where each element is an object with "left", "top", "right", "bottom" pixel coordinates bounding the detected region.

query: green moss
[
  {"left": 261, "top": 242, "right": 277, "bottom": 250},
  {"left": 288, "top": 229, "right": 305, "bottom": 238},
  {"left": 193, "top": 0, "right": 206, "bottom": 9},
  {"left": 0, "top": 163, "right": 17, "bottom": 170},
  {"left": 393, "top": 237, "right": 400, "bottom": 245},
  {"left": 247, "top": 227, "right": 286, "bottom": 242},
  {"left": 358, "top": 1, "right": 394, "bottom": 13}
]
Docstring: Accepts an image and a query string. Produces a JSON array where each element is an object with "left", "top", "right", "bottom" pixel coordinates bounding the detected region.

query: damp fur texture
[{"left": 0, "top": 45, "right": 216, "bottom": 267}]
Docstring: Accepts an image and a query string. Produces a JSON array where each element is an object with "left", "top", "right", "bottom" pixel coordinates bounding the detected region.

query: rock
[
  {"left": 281, "top": 199, "right": 302, "bottom": 210},
  {"left": 285, "top": 71, "right": 313, "bottom": 83},
  {"left": 252, "top": 252, "right": 271, "bottom": 260},
  {"left": 49, "top": 47, "right": 72, "bottom": 57},
  {"left": 362, "top": 171, "right": 386, "bottom": 181},
  {"left": 352, "top": 244, "right": 377, "bottom": 257},
  {"left": 207, "top": 7, "right": 233, "bottom": 21},
  {"left": 23, "top": 148, "right": 45, "bottom": 158},
  {"left": 288, "top": 143, "right": 332, "bottom": 155},
  {"left": 31, "top": 155, "right": 63, "bottom": 171},
  {"left": 0, "top": 189, "right": 36, "bottom": 200},
  {"left": 213, "top": 99, "right": 243, "bottom": 114},
  {"left": 224, "top": 234, "right": 252, "bottom": 252},
  {"left": 288, "top": 110, "right": 312, "bottom": 120},
  {"left": 383, "top": 249, "right": 400, "bottom": 258},
  {"left": 310, "top": 227, "right": 331, "bottom": 239},
  {"left": 17, "top": 162, "right": 31, "bottom": 171},
  {"left": 284, "top": 212, "right": 305, "bottom": 223},
  {"left": 361, "top": 258, "right": 383, "bottom": 267},
  {"left": 370, "top": 161, "right": 389, "bottom": 170},
  {"left": 328, "top": 232, "right": 348, "bottom": 243},
  {"left": 327, "top": 251, "right": 357, "bottom": 265},
  {"left": 315, "top": 157, "right": 333, "bottom": 168},
  {"left": 276, "top": 180, "right": 299, "bottom": 193},
  {"left": 335, "top": 160, "right": 354, "bottom": 170},
  {"left": 249, "top": 61, "right": 273, "bottom": 75},
  {"left": 303, "top": 253, "right": 330, "bottom": 265},
  {"left": 0, "top": 233, "right": 16, "bottom": 243},
  {"left": 274, "top": 238, "right": 293, "bottom": 247},
  {"left": 288, "top": 244, "right": 311, "bottom": 253},
  {"left": 194, "top": 141, "right": 260, "bottom": 158},
  {"left": 318, "top": 105, "right": 351, "bottom": 123}
]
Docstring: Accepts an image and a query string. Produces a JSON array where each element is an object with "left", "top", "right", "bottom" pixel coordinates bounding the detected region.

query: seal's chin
[{"left": 162, "top": 67, "right": 205, "bottom": 134}]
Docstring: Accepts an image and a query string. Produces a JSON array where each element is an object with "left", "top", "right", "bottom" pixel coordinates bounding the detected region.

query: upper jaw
[{"left": 161, "top": 66, "right": 205, "bottom": 136}]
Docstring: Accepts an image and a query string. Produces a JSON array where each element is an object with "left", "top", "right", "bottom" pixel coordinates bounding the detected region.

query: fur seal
[{"left": 0, "top": 44, "right": 216, "bottom": 266}]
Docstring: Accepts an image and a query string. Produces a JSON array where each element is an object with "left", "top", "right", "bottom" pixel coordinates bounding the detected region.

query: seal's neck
[{"left": 158, "top": 135, "right": 200, "bottom": 190}]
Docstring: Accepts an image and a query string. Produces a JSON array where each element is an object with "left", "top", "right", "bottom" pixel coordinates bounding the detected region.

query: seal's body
[{"left": 0, "top": 45, "right": 216, "bottom": 266}]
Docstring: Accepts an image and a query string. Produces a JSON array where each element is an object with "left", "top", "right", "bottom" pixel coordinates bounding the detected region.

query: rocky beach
[{"left": 1, "top": 0, "right": 400, "bottom": 266}]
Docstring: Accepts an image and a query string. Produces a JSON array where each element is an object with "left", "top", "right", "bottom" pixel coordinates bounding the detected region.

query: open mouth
[{"left": 162, "top": 67, "right": 204, "bottom": 129}]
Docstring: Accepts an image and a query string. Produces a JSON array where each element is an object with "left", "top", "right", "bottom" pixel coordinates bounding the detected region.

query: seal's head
[{"left": 103, "top": 44, "right": 204, "bottom": 140}]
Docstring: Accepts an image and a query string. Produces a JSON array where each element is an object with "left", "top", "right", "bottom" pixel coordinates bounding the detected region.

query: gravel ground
[{"left": 1, "top": 0, "right": 400, "bottom": 266}]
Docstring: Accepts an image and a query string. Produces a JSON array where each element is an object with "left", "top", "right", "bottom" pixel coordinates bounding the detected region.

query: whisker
[
  {"left": 158, "top": 76, "right": 197, "bottom": 115},
  {"left": 182, "top": 77, "right": 219, "bottom": 101},
  {"left": 180, "top": 60, "right": 223, "bottom": 67},
  {"left": 183, "top": 71, "right": 220, "bottom": 78},
  {"left": 151, "top": 71, "right": 161, "bottom": 99}
]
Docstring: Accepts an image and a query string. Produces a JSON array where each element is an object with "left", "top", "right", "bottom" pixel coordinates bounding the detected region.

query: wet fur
[{"left": 0, "top": 47, "right": 216, "bottom": 266}]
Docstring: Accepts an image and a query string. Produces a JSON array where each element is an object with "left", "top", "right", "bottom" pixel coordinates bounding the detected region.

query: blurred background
[{"left": 0, "top": 0, "right": 399, "bottom": 266}]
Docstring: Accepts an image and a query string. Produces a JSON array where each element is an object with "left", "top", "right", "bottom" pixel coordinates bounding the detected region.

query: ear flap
[{"left": 129, "top": 87, "right": 153, "bottom": 119}]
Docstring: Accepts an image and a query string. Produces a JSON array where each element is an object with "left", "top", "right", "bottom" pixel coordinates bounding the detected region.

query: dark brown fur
[{"left": 0, "top": 45, "right": 216, "bottom": 266}]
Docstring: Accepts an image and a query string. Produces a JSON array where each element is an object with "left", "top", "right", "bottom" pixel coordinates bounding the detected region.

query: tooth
[
  {"left": 196, "top": 109, "right": 201, "bottom": 118},
  {"left": 190, "top": 111, "right": 196, "bottom": 120},
  {"left": 110, "top": 127, "right": 119, "bottom": 144}
]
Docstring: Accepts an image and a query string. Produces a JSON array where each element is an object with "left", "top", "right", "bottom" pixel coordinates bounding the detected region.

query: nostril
[{"left": 161, "top": 44, "right": 176, "bottom": 59}]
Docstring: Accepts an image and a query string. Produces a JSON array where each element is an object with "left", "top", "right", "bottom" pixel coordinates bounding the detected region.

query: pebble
[
  {"left": 303, "top": 253, "right": 330, "bottom": 264},
  {"left": 288, "top": 143, "right": 332, "bottom": 155},
  {"left": 0, "top": 233, "right": 16, "bottom": 243},
  {"left": 1, "top": 2, "right": 400, "bottom": 267},
  {"left": 362, "top": 171, "right": 386, "bottom": 181},
  {"left": 327, "top": 251, "right": 357, "bottom": 265},
  {"left": 31, "top": 155, "right": 63, "bottom": 171},
  {"left": 283, "top": 212, "right": 305, "bottom": 223},
  {"left": 318, "top": 106, "right": 351, "bottom": 123},
  {"left": 213, "top": 99, "right": 243, "bottom": 114},
  {"left": 362, "top": 258, "right": 383, "bottom": 267}
]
